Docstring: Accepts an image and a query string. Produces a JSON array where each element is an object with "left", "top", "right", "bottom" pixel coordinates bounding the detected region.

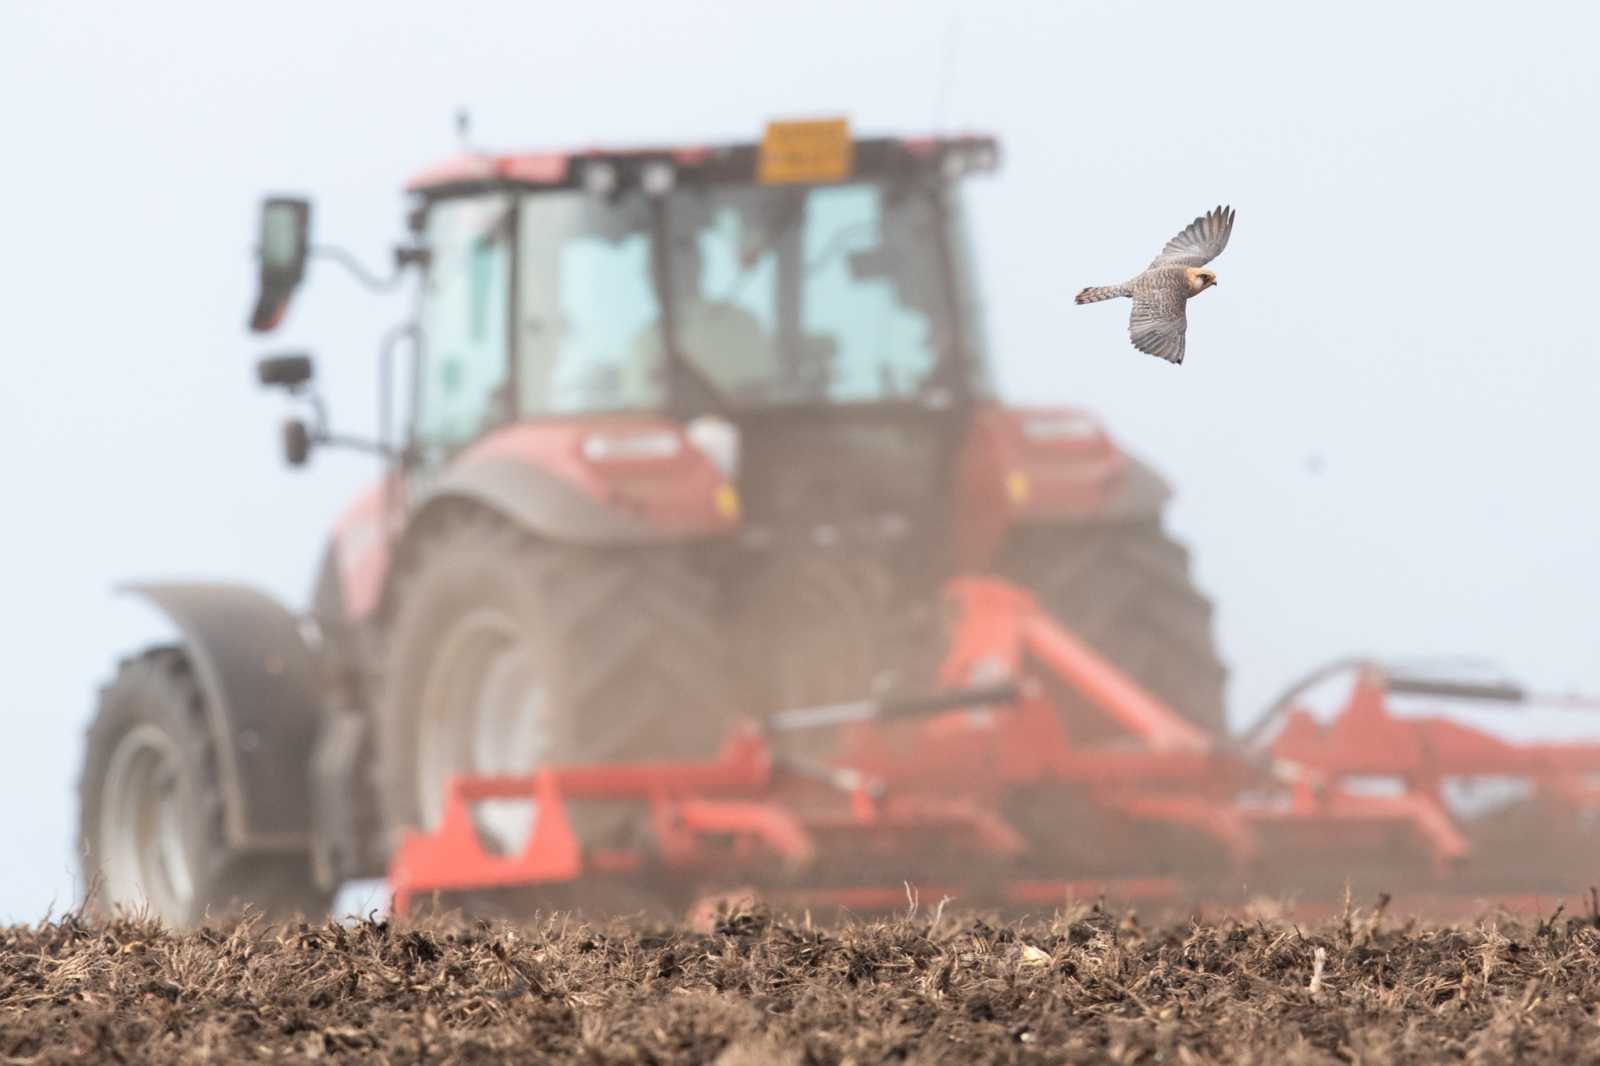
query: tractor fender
[
  {"left": 959, "top": 405, "right": 1172, "bottom": 535},
  {"left": 380, "top": 459, "right": 709, "bottom": 623},
  {"left": 955, "top": 405, "right": 1176, "bottom": 567},
  {"left": 1072, "top": 452, "right": 1172, "bottom": 525},
  {"left": 413, "top": 420, "right": 736, "bottom": 546},
  {"left": 408, "top": 457, "right": 670, "bottom": 547},
  {"left": 333, "top": 421, "right": 737, "bottom": 625},
  {"left": 121, "top": 583, "right": 324, "bottom": 852}
]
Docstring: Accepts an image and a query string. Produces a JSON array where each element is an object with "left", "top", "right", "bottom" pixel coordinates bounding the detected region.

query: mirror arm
[
  {"left": 310, "top": 244, "right": 421, "bottom": 293},
  {"left": 280, "top": 381, "right": 409, "bottom": 465},
  {"left": 313, "top": 431, "right": 406, "bottom": 460},
  {"left": 300, "top": 389, "right": 331, "bottom": 438}
]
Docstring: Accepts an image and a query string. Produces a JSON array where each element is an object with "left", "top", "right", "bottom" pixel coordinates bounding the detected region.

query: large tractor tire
[
  {"left": 78, "top": 648, "right": 328, "bottom": 926},
  {"left": 374, "top": 513, "right": 734, "bottom": 860},
  {"left": 1001, "top": 520, "right": 1229, "bottom": 735}
]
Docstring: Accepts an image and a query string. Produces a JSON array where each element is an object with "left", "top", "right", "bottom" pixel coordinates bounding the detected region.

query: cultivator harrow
[{"left": 389, "top": 578, "right": 1600, "bottom": 919}]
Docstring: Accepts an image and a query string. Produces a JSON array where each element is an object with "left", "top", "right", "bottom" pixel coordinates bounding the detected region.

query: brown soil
[{"left": 5, "top": 899, "right": 1600, "bottom": 1064}]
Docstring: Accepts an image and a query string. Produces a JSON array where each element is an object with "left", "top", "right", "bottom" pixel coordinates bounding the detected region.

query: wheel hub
[{"left": 99, "top": 724, "right": 195, "bottom": 922}]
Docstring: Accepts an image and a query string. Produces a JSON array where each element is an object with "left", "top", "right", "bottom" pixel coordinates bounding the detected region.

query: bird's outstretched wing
[
  {"left": 1129, "top": 295, "right": 1187, "bottom": 364},
  {"left": 1148, "top": 205, "right": 1235, "bottom": 269}
]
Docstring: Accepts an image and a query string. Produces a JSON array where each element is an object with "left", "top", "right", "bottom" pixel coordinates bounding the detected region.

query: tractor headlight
[
  {"left": 582, "top": 161, "right": 618, "bottom": 197},
  {"left": 686, "top": 415, "right": 740, "bottom": 478},
  {"left": 941, "top": 141, "right": 1000, "bottom": 180},
  {"left": 640, "top": 160, "right": 675, "bottom": 197}
]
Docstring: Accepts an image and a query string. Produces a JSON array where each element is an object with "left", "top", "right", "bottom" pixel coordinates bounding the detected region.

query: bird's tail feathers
[{"left": 1074, "top": 284, "right": 1130, "bottom": 305}]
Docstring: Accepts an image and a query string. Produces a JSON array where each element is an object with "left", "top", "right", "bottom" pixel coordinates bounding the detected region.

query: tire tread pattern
[{"left": 1001, "top": 522, "right": 1229, "bottom": 734}]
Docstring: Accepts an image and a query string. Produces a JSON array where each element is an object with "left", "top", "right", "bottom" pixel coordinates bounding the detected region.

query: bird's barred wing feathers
[
  {"left": 1148, "top": 205, "right": 1235, "bottom": 269},
  {"left": 1128, "top": 294, "right": 1187, "bottom": 364}
]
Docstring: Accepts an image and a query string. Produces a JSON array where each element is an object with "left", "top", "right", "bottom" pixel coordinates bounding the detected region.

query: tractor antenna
[{"left": 932, "top": 3, "right": 962, "bottom": 134}]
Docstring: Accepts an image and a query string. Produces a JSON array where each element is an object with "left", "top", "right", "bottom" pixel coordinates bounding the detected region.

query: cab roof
[{"left": 405, "top": 130, "right": 999, "bottom": 197}]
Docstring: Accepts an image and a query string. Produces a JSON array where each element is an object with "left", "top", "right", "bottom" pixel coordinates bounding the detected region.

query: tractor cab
[
  {"left": 394, "top": 123, "right": 1005, "bottom": 565},
  {"left": 398, "top": 123, "right": 999, "bottom": 454}
]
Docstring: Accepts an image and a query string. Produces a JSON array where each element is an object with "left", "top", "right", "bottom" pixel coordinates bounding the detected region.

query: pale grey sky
[{"left": 2, "top": 0, "right": 1595, "bottom": 923}]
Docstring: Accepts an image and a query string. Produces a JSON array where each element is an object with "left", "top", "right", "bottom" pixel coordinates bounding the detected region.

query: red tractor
[{"left": 78, "top": 120, "right": 1228, "bottom": 925}]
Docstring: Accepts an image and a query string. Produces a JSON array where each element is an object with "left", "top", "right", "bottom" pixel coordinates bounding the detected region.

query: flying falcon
[{"left": 1075, "top": 205, "right": 1235, "bottom": 365}]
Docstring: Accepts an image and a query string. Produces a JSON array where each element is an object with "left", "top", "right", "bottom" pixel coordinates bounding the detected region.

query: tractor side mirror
[
  {"left": 256, "top": 345, "right": 399, "bottom": 469},
  {"left": 248, "top": 197, "right": 312, "bottom": 333},
  {"left": 256, "top": 352, "right": 315, "bottom": 390},
  {"left": 283, "top": 418, "right": 312, "bottom": 467}
]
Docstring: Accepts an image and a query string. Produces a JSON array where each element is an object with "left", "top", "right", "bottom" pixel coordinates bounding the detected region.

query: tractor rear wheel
[
  {"left": 78, "top": 647, "right": 329, "bottom": 926},
  {"left": 374, "top": 514, "right": 734, "bottom": 860},
  {"left": 1001, "top": 520, "right": 1229, "bottom": 734}
]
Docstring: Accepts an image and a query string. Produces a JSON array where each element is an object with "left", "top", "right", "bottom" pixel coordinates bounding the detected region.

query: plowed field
[{"left": 5, "top": 900, "right": 1600, "bottom": 1064}]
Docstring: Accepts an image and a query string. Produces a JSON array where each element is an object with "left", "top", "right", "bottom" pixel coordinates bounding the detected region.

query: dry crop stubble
[{"left": 5, "top": 897, "right": 1600, "bottom": 1063}]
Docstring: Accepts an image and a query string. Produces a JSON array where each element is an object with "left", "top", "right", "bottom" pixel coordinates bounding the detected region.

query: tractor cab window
[
  {"left": 507, "top": 177, "right": 976, "bottom": 418},
  {"left": 659, "top": 180, "right": 953, "bottom": 407},
  {"left": 516, "top": 191, "right": 664, "bottom": 414},
  {"left": 415, "top": 196, "right": 513, "bottom": 450},
  {"left": 800, "top": 183, "right": 943, "bottom": 401}
]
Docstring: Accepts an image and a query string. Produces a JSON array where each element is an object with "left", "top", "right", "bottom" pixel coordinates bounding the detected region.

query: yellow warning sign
[{"left": 758, "top": 118, "right": 853, "bottom": 184}]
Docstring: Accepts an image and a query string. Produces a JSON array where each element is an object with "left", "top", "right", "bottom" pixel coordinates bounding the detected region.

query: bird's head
[{"left": 1186, "top": 268, "right": 1218, "bottom": 295}]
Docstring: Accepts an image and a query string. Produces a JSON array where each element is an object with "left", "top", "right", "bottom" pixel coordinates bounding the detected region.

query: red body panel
[
  {"left": 458, "top": 417, "right": 735, "bottom": 534},
  {"left": 406, "top": 151, "right": 571, "bottom": 192},
  {"left": 331, "top": 477, "right": 398, "bottom": 621},
  {"left": 952, "top": 405, "right": 1129, "bottom": 569},
  {"left": 332, "top": 406, "right": 1130, "bottom": 624}
]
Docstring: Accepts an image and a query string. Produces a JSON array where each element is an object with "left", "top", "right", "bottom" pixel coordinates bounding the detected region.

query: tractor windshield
[
  {"left": 513, "top": 179, "right": 983, "bottom": 417},
  {"left": 658, "top": 180, "right": 956, "bottom": 406}
]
